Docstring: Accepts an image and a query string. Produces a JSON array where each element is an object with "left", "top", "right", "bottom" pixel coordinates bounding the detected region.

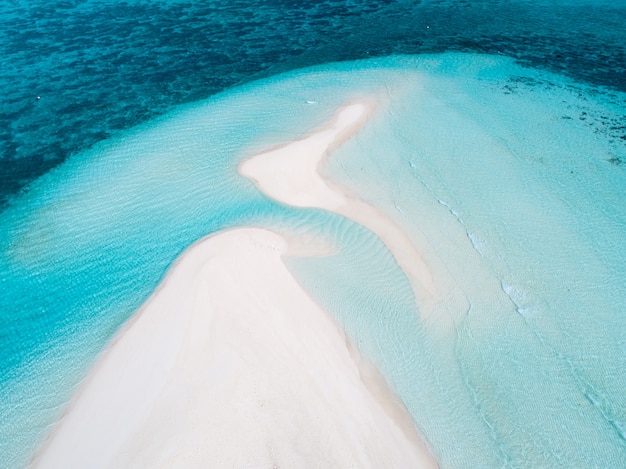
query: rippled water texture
[
  {"left": 1, "top": 1, "right": 626, "bottom": 468},
  {"left": 2, "top": 52, "right": 625, "bottom": 468},
  {"left": 1, "top": 0, "right": 625, "bottom": 207}
]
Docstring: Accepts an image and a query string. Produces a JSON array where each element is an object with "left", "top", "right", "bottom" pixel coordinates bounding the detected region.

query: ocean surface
[{"left": 1, "top": 1, "right": 625, "bottom": 468}]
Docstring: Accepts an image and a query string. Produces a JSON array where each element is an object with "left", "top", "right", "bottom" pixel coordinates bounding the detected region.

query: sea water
[
  {"left": 288, "top": 55, "right": 626, "bottom": 467},
  {"left": 3, "top": 0, "right": 625, "bottom": 207},
  {"left": 2, "top": 1, "right": 626, "bottom": 468},
  {"left": 1, "top": 53, "right": 624, "bottom": 468}
]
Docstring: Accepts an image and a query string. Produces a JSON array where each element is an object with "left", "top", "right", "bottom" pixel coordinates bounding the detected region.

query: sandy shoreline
[
  {"left": 31, "top": 227, "right": 437, "bottom": 468},
  {"left": 32, "top": 99, "right": 440, "bottom": 468},
  {"left": 239, "top": 100, "right": 435, "bottom": 309}
]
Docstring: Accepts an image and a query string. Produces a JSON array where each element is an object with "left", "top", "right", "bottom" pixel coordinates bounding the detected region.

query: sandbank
[
  {"left": 31, "top": 228, "right": 437, "bottom": 468},
  {"left": 239, "top": 100, "right": 435, "bottom": 309}
]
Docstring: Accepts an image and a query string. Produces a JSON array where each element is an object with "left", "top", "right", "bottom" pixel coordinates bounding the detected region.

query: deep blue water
[{"left": 1, "top": 0, "right": 625, "bottom": 208}]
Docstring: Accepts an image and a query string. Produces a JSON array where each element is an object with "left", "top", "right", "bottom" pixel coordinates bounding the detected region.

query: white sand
[
  {"left": 239, "top": 100, "right": 435, "bottom": 308},
  {"left": 32, "top": 228, "right": 438, "bottom": 468}
]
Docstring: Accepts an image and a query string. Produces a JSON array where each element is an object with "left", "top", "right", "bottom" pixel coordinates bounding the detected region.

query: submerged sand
[
  {"left": 239, "top": 100, "right": 435, "bottom": 309},
  {"left": 32, "top": 228, "right": 437, "bottom": 468},
  {"left": 32, "top": 98, "right": 440, "bottom": 468}
]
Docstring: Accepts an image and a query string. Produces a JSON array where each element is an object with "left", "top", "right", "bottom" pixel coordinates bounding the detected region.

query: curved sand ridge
[
  {"left": 239, "top": 100, "right": 435, "bottom": 312},
  {"left": 32, "top": 228, "right": 437, "bottom": 468}
]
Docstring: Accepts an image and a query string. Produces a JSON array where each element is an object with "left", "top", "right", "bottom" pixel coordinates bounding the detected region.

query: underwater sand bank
[{"left": 31, "top": 228, "right": 437, "bottom": 468}]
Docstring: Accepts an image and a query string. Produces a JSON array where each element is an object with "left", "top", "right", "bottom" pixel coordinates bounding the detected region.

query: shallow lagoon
[{"left": 1, "top": 52, "right": 625, "bottom": 467}]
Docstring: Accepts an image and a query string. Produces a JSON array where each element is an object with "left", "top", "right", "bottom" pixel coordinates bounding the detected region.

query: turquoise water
[
  {"left": 1, "top": 53, "right": 624, "bottom": 468},
  {"left": 2, "top": 0, "right": 625, "bottom": 207},
  {"left": 290, "top": 55, "right": 626, "bottom": 467},
  {"left": 2, "top": 0, "right": 626, "bottom": 466}
]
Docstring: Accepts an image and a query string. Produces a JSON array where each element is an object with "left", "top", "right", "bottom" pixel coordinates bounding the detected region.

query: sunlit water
[{"left": 1, "top": 1, "right": 626, "bottom": 468}]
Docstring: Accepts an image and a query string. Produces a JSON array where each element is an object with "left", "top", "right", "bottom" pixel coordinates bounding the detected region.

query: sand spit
[
  {"left": 239, "top": 100, "right": 435, "bottom": 309},
  {"left": 31, "top": 228, "right": 437, "bottom": 468}
]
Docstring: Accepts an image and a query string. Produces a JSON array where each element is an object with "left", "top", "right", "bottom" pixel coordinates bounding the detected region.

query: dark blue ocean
[{"left": 1, "top": 1, "right": 626, "bottom": 467}]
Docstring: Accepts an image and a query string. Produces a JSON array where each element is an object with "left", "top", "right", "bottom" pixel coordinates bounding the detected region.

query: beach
[
  {"left": 31, "top": 227, "right": 437, "bottom": 468},
  {"left": 239, "top": 100, "right": 435, "bottom": 310},
  {"left": 5, "top": 52, "right": 625, "bottom": 469}
]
